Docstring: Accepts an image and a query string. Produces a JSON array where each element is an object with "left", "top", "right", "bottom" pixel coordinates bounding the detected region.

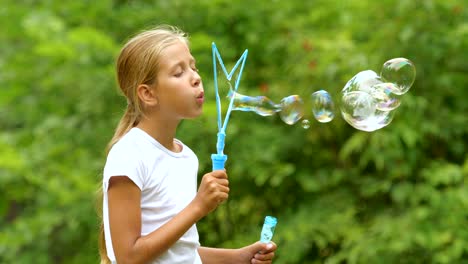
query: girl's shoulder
[
  {"left": 107, "top": 128, "right": 152, "bottom": 160},
  {"left": 109, "top": 128, "right": 139, "bottom": 152}
]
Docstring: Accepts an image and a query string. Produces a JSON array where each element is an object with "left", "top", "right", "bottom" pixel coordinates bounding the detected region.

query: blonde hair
[{"left": 98, "top": 25, "right": 189, "bottom": 264}]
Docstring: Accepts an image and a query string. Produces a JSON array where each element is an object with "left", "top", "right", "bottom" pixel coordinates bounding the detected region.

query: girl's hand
[
  {"left": 194, "top": 170, "right": 229, "bottom": 216},
  {"left": 237, "top": 241, "right": 277, "bottom": 264}
]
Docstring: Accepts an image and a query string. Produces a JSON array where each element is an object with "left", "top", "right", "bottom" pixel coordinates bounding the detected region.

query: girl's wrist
[
  {"left": 229, "top": 247, "right": 250, "bottom": 264},
  {"left": 187, "top": 200, "right": 207, "bottom": 221},
  {"left": 231, "top": 248, "right": 244, "bottom": 263}
]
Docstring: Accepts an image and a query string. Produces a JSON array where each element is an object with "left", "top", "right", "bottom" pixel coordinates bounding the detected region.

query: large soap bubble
[
  {"left": 380, "top": 58, "right": 416, "bottom": 95},
  {"left": 340, "top": 90, "right": 395, "bottom": 132},
  {"left": 340, "top": 70, "right": 398, "bottom": 132}
]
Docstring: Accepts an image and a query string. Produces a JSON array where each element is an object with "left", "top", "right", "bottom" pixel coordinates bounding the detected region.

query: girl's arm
[
  {"left": 108, "top": 170, "right": 228, "bottom": 264},
  {"left": 198, "top": 242, "right": 277, "bottom": 264}
]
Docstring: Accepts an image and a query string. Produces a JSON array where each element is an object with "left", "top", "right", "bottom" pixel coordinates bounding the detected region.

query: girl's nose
[{"left": 192, "top": 71, "right": 202, "bottom": 86}]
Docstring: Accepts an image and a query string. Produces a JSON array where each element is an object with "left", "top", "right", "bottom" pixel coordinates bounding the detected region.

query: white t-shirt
[{"left": 103, "top": 127, "right": 203, "bottom": 264}]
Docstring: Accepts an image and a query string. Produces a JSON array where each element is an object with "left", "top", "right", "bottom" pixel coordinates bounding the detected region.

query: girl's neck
[{"left": 136, "top": 117, "right": 181, "bottom": 152}]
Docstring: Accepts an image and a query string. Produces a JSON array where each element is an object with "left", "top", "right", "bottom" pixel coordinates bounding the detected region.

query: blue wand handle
[
  {"left": 211, "top": 153, "right": 227, "bottom": 170},
  {"left": 211, "top": 132, "right": 227, "bottom": 170}
]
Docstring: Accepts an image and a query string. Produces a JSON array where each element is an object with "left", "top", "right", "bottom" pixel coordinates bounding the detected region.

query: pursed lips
[{"left": 196, "top": 91, "right": 204, "bottom": 104}]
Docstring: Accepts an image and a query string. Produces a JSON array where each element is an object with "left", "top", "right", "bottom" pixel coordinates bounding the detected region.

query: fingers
[
  {"left": 208, "top": 179, "right": 229, "bottom": 204},
  {"left": 216, "top": 190, "right": 229, "bottom": 204},
  {"left": 259, "top": 241, "right": 276, "bottom": 253},
  {"left": 251, "top": 241, "right": 276, "bottom": 254},
  {"left": 251, "top": 251, "right": 275, "bottom": 264},
  {"left": 204, "top": 175, "right": 229, "bottom": 191},
  {"left": 216, "top": 180, "right": 229, "bottom": 189},
  {"left": 250, "top": 242, "right": 277, "bottom": 264},
  {"left": 203, "top": 171, "right": 229, "bottom": 189},
  {"left": 195, "top": 171, "right": 230, "bottom": 214},
  {"left": 211, "top": 169, "right": 228, "bottom": 179},
  {"left": 251, "top": 258, "right": 274, "bottom": 264}
]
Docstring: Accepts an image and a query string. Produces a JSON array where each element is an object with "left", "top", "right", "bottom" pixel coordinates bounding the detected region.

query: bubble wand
[
  {"left": 210, "top": 43, "right": 279, "bottom": 245},
  {"left": 211, "top": 42, "right": 248, "bottom": 170}
]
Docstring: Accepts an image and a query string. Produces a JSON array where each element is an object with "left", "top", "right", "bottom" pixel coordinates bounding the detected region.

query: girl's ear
[{"left": 137, "top": 84, "right": 158, "bottom": 107}]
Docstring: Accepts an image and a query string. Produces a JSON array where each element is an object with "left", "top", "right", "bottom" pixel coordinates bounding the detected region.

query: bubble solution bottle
[{"left": 260, "top": 216, "right": 277, "bottom": 243}]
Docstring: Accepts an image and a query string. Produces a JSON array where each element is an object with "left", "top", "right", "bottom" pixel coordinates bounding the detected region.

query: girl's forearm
[
  {"left": 120, "top": 202, "right": 205, "bottom": 264},
  {"left": 198, "top": 247, "right": 240, "bottom": 264}
]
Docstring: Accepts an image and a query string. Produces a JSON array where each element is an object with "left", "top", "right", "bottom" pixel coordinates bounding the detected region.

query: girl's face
[{"left": 154, "top": 41, "right": 204, "bottom": 120}]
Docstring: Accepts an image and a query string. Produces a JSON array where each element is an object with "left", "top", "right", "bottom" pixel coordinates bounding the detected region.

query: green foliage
[{"left": 1, "top": 0, "right": 467, "bottom": 263}]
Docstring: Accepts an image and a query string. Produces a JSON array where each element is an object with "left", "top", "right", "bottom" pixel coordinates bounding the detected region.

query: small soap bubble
[
  {"left": 301, "top": 119, "right": 310, "bottom": 129},
  {"left": 380, "top": 58, "right": 416, "bottom": 95},
  {"left": 311, "top": 90, "right": 335, "bottom": 123},
  {"left": 279, "top": 95, "right": 304, "bottom": 125}
]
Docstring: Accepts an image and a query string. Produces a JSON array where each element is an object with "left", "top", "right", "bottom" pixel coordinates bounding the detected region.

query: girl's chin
[{"left": 185, "top": 108, "right": 203, "bottom": 119}]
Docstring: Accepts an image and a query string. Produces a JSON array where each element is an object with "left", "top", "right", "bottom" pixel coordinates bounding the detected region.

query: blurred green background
[{"left": 1, "top": 0, "right": 467, "bottom": 263}]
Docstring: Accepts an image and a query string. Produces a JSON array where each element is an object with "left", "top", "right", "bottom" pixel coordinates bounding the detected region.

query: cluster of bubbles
[
  {"left": 227, "top": 58, "right": 416, "bottom": 132},
  {"left": 340, "top": 58, "right": 416, "bottom": 131}
]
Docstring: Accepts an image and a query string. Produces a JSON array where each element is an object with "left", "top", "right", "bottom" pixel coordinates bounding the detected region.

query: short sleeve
[{"left": 103, "top": 141, "right": 145, "bottom": 192}]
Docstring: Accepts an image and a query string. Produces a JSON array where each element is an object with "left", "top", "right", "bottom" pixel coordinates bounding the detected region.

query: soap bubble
[
  {"left": 227, "top": 91, "right": 306, "bottom": 126},
  {"left": 347, "top": 110, "right": 395, "bottom": 132},
  {"left": 342, "top": 70, "right": 402, "bottom": 111},
  {"left": 380, "top": 58, "right": 416, "bottom": 95},
  {"left": 369, "top": 82, "right": 401, "bottom": 111},
  {"left": 311, "top": 90, "right": 335, "bottom": 123},
  {"left": 340, "top": 90, "right": 395, "bottom": 131},
  {"left": 301, "top": 119, "right": 310, "bottom": 129},
  {"left": 279, "top": 95, "right": 304, "bottom": 125},
  {"left": 341, "top": 91, "right": 376, "bottom": 124},
  {"left": 340, "top": 69, "right": 402, "bottom": 131},
  {"left": 228, "top": 90, "right": 280, "bottom": 116},
  {"left": 342, "top": 70, "right": 381, "bottom": 94},
  {"left": 340, "top": 91, "right": 397, "bottom": 132}
]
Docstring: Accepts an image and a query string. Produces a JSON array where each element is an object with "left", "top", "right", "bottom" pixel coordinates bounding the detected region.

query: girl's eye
[{"left": 174, "top": 71, "right": 183, "bottom": 77}]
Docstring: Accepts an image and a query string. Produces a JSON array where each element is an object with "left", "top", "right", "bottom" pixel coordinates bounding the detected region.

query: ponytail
[
  {"left": 98, "top": 203, "right": 111, "bottom": 264},
  {"left": 106, "top": 105, "right": 140, "bottom": 154}
]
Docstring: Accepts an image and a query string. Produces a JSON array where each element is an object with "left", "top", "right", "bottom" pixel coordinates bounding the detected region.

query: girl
[{"left": 99, "top": 25, "right": 277, "bottom": 264}]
